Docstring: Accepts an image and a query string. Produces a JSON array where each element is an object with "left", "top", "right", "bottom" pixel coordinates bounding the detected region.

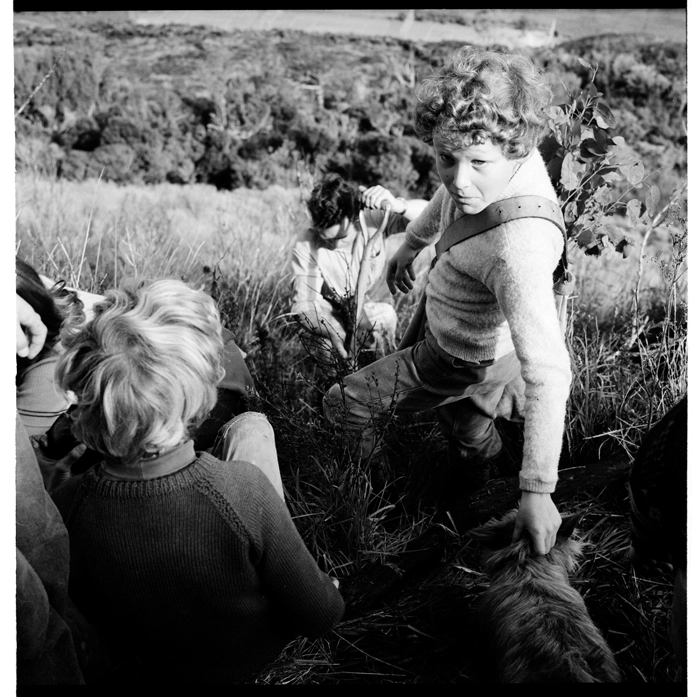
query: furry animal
[{"left": 471, "top": 510, "right": 621, "bottom": 682}]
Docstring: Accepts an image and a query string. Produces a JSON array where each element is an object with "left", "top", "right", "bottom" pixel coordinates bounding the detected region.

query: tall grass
[
  {"left": 563, "top": 209, "right": 687, "bottom": 465},
  {"left": 14, "top": 172, "right": 687, "bottom": 682}
]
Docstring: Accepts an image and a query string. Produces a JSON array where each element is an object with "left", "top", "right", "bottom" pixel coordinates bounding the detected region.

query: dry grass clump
[{"left": 15, "top": 174, "right": 306, "bottom": 295}]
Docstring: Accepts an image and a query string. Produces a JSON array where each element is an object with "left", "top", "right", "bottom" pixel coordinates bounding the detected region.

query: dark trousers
[{"left": 324, "top": 328, "right": 521, "bottom": 464}]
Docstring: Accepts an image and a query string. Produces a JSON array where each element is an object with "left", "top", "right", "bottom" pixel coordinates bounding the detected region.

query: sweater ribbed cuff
[
  {"left": 405, "top": 232, "right": 431, "bottom": 251},
  {"left": 519, "top": 475, "right": 557, "bottom": 494}
]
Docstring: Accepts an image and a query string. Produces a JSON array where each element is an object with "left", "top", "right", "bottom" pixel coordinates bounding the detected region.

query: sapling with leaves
[
  {"left": 540, "top": 57, "right": 665, "bottom": 259},
  {"left": 541, "top": 57, "right": 687, "bottom": 351}
]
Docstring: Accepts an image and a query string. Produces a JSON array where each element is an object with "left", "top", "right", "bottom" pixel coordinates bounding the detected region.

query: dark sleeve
[
  {"left": 193, "top": 328, "right": 255, "bottom": 451},
  {"left": 16, "top": 548, "right": 85, "bottom": 685},
  {"left": 364, "top": 208, "right": 407, "bottom": 237},
  {"left": 219, "top": 327, "right": 255, "bottom": 396},
  {"left": 224, "top": 464, "right": 345, "bottom": 637},
  {"left": 49, "top": 474, "right": 84, "bottom": 526}
]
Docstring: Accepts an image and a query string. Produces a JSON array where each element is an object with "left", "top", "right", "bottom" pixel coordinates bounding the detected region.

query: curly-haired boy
[{"left": 324, "top": 46, "right": 571, "bottom": 555}]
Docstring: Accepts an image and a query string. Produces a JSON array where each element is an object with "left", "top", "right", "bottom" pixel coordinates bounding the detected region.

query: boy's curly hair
[
  {"left": 415, "top": 46, "right": 553, "bottom": 159},
  {"left": 307, "top": 173, "right": 361, "bottom": 233}
]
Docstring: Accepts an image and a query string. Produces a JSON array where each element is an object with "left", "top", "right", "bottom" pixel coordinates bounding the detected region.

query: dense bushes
[{"left": 14, "top": 16, "right": 686, "bottom": 203}]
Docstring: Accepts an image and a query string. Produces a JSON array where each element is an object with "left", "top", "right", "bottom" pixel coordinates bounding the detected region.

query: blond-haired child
[{"left": 52, "top": 279, "right": 344, "bottom": 684}]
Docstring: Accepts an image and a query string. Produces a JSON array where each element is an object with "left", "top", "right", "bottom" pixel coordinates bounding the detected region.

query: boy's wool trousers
[{"left": 323, "top": 326, "right": 521, "bottom": 465}]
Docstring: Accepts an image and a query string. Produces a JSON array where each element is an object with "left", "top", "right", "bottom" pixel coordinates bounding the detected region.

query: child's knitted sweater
[
  {"left": 51, "top": 447, "right": 345, "bottom": 684},
  {"left": 404, "top": 149, "right": 571, "bottom": 492}
]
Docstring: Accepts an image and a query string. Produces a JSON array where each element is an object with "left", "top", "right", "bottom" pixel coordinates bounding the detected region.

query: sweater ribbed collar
[
  {"left": 101, "top": 440, "right": 197, "bottom": 481},
  {"left": 493, "top": 148, "right": 541, "bottom": 204}
]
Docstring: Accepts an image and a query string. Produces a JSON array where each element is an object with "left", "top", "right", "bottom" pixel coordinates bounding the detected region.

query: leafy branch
[{"left": 541, "top": 58, "right": 666, "bottom": 259}]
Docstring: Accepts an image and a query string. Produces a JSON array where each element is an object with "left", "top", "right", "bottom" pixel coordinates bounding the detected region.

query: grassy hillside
[
  {"left": 14, "top": 166, "right": 687, "bottom": 683},
  {"left": 13, "top": 11, "right": 687, "bottom": 685}
]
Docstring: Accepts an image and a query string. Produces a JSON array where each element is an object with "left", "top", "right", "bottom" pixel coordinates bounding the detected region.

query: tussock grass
[
  {"left": 15, "top": 173, "right": 305, "bottom": 301},
  {"left": 15, "top": 174, "right": 686, "bottom": 683}
]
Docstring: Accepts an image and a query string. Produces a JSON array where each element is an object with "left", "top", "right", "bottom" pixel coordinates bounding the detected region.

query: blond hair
[
  {"left": 415, "top": 46, "right": 552, "bottom": 158},
  {"left": 57, "top": 279, "right": 225, "bottom": 464}
]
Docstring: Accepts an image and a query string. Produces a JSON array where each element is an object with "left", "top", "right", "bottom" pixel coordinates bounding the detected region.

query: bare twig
[
  {"left": 351, "top": 207, "right": 391, "bottom": 362},
  {"left": 15, "top": 50, "right": 66, "bottom": 119}
]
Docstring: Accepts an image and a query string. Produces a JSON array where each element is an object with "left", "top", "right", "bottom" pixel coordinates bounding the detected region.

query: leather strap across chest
[{"left": 435, "top": 195, "right": 566, "bottom": 259}]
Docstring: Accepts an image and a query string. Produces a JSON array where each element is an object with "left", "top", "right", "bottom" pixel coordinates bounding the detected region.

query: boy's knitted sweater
[
  {"left": 404, "top": 149, "right": 571, "bottom": 492},
  {"left": 51, "top": 447, "right": 345, "bottom": 684}
]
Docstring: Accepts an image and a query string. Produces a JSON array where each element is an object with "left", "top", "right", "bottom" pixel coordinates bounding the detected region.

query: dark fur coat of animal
[{"left": 471, "top": 510, "right": 621, "bottom": 682}]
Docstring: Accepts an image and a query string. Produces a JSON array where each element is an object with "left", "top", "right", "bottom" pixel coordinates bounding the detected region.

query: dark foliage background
[{"left": 14, "top": 17, "right": 686, "bottom": 205}]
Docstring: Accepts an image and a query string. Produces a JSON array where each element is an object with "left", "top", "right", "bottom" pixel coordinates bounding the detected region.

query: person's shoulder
[
  {"left": 291, "top": 228, "right": 320, "bottom": 263},
  {"left": 294, "top": 227, "right": 317, "bottom": 245},
  {"left": 431, "top": 183, "right": 450, "bottom": 203},
  {"left": 198, "top": 455, "right": 287, "bottom": 536},
  {"left": 433, "top": 185, "right": 458, "bottom": 221},
  {"left": 514, "top": 149, "right": 557, "bottom": 198},
  {"left": 199, "top": 454, "right": 278, "bottom": 505},
  {"left": 407, "top": 185, "right": 451, "bottom": 234}
]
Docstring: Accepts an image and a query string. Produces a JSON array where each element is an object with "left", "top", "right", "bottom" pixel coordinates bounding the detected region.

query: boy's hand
[
  {"left": 359, "top": 185, "right": 405, "bottom": 214},
  {"left": 513, "top": 491, "right": 561, "bottom": 555},
  {"left": 387, "top": 241, "right": 420, "bottom": 295}
]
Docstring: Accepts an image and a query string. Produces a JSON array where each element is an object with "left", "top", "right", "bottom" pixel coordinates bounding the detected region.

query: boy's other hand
[{"left": 387, "top": 242, "right": 419, "bottom": 295}]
